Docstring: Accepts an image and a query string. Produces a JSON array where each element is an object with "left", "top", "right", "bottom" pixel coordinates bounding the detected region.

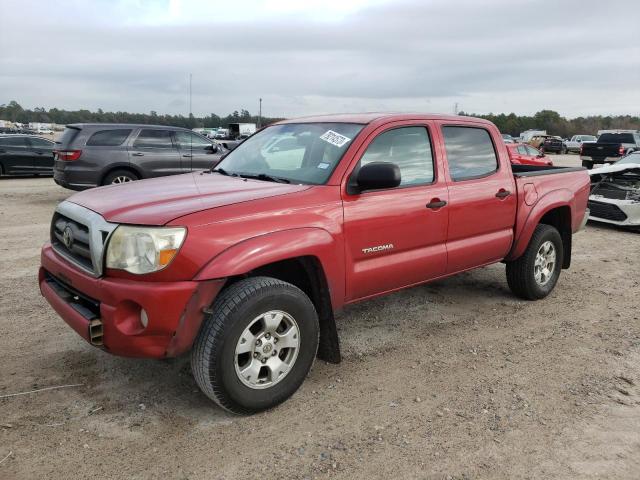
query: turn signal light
[{"left": 55, "top": 150, "right": 82, "bottom": 161}]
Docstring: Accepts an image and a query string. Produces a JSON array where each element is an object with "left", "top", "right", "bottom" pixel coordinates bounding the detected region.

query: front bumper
[
  {"left": 40, "top": 243, "right": 225, "bottom": 358},
  {"left": 588, "top": 196, "right": 640, "bottom": 227}
]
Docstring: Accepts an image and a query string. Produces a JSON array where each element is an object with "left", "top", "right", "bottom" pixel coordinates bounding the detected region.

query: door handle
[
  {"left": 426, "top": 199, "right": 447, "bottom": 209},
  {"left": 495, "top": 189, "right": 511, "bottom": 199},
  {"left": 182, "top": 154, "right": 193, "bottom": 158},
  {"left": 131, "top": 152, "right": 144, "bottom": 156}
]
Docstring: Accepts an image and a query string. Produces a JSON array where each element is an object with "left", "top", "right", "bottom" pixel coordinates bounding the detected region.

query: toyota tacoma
[{"left": 40, "top": 113, "right": 590, "bottom": 414}]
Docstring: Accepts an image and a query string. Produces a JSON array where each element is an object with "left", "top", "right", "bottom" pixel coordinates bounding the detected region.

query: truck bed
[{"left": 511, "top": 164, "right": 586, "bottom": 177}]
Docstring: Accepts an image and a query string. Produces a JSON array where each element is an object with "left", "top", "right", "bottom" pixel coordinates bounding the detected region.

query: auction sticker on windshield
[{"left": 320, "top": 130, "right": 351, "bottom": 148}]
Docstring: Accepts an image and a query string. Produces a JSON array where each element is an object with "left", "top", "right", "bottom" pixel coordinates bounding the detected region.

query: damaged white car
[{"left": 588, "top": 153, "right": 640, "bottom": 228}]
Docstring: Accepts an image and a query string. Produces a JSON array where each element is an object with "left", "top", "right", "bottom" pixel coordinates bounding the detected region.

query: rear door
[
  {"left": 174, "top": 131, "right": 221, "bottom": 171},
  {"left": 0, "top": 136, "right": 32, "bottom": 174},
  {"left": 129, "top": 129, "right": 183, "bottom": 177},
  {"left": 342, "top": 122, "right": 449, "bottom": 301},
  {"left": 439, "top": 124, "right": 517, "bottom": 273},
  {"left": 26, "top": 136, "right": 54, "bottom": 172}
]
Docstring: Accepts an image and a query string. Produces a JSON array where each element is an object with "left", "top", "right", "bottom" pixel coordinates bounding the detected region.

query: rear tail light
[
  {"left": 54, "top": 150, "right": 82, "bottom": 161},
  {"left": 580, "top": 144, "right": 584, "bottom": 155},
  {"left": 618, "top": 146, "right": 625, "bottom": 155}
]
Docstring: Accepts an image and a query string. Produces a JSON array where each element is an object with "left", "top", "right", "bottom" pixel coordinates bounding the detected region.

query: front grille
[
  {"left": 51, "top": 213, "right": 93, "bottom": 271},
  {"left": 49, "top": 201, "right": 117, "bottom": 277},
  {"left": 588, "top": 200, "right": 628, "bottom": 221}
]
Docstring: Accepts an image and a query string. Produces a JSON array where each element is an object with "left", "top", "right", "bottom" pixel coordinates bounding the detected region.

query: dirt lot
[{"left": 1, "top": 155, "right": 639, "bottom": 479}]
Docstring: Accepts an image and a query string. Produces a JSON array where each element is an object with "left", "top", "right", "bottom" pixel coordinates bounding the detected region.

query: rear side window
[
  {"left": 28, "top": 137, "right": 54, "bottom": 149},
  {"left": 133, "top": 129, "right": 174, "bottom": 149},
  {"left": 443, "top": 126, "right": 498, "bottom": 181},
  {"left": 57, "top": 127, "right": 81, "bottom": 147},
  {"left": 0, "top": 137, "right": 28, "bottom": 148},
  {"left": 358, "top": 126, "right": 434, "bottom": 186},
  {"left": 86, "top": 129, "right": 132, "bottom": 147}
]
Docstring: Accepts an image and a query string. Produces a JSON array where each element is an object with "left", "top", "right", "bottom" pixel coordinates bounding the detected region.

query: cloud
[{"left": 0, "top": 0, "right": 638, "bottom": 118}]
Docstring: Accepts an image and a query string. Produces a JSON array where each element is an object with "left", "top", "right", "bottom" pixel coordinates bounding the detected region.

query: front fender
[
  {"left": 506, "top": 188, "right": 574, "bottom": 261},
  {"left": 194, "top": 228, "right": 345, "bottom": 309}
]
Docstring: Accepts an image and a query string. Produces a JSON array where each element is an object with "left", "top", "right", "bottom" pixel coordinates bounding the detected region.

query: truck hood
[{"left": 67, "top": 172, "right": 311, "bottom": 225}]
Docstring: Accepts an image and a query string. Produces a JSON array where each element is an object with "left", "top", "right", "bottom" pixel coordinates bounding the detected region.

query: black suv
[
  {"left": 53, "top": 124, "right": 225, "bottom": 190},
  {"left": 0, "top": 134, "right": 54, "bottom": 176}
]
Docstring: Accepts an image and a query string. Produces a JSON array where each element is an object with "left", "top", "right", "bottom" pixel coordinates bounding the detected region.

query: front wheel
[
  {"left": 191, "top": 277, "right": 319, "bottom": 414},
  {"left": 506, "top": 224, "right": 564, "bottom": 300}
]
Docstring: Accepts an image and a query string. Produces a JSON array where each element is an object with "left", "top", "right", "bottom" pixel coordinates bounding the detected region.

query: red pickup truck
[{"left": 40, "top": 113, "right": 590, "bottom": 414}]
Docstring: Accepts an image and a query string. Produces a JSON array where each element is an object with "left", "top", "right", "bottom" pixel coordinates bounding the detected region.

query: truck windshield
[{"left": 213, "top": 122, "right": 364, "bottom": 185}]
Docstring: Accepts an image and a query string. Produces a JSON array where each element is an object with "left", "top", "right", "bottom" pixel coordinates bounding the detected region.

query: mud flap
[{"left": 317, "top": 309, "right": 341, "bottom": 364}]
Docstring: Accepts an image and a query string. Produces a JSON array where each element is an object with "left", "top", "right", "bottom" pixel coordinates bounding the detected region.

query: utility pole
[
  {"left": 258, "top": 98, "right": 262, "bottom": 128},
  {"left": 189, "top": 73, "right": 193, "bottom": 128},
  {"left": 454, "top": 102, "right": 459, "bottom": 115}
]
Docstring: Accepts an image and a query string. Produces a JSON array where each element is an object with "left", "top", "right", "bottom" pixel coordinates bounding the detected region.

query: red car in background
[{"left": 506, "top": 143, "right": 553, "bottom": 166}]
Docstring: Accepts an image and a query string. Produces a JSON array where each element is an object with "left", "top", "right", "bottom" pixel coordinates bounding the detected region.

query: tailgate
[{"left": 581, "top": 143, "right": 620, "bottom": 157}]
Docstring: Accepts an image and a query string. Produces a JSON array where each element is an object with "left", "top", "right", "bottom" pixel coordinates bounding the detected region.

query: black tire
[
  {"left": 506, "top": 224, "right": 564, "bottom": 300},
  {"left": 581, "top": 160, "right": 593, "bottom": 169},
  {"left": 191, "top": 276, "right": 320, "bottom": 414},
  {"left": 102, "top": 169, "right": 139, "bottom": 185},
  {"left": 561, "top": 146, "right": 567, "bottom": 154}
]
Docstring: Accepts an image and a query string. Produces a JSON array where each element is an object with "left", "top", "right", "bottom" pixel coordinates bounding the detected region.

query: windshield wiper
[
  {"left": 239, "top": 173, "right": 291, "bottom": 184},
  {"left": 211, "top": 167, "right": 236, "bottom": 176}
]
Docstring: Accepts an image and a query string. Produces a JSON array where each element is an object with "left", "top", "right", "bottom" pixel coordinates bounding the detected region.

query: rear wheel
[
  {"left": 191, "top": 277, "right": 320, "bottom": 414},
  {"left": 581, "top": 160, "right": 593, "bottom": 169},
  {"left": 103, "top": 169, "right": 139, "bottom": 185},
  {"left": 506, "top": 224, "right": 563, "bottom": 300}
]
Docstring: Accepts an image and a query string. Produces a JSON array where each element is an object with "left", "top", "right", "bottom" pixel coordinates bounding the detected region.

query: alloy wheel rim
[
  {"left": 234, "top": 310, "right": 300, "bottom": 390},
  {"left": 112, "top": 176, "right": 132, "bottom": 184},
  {"left": 534, "top": 240, "right": 556, "bottom": 286}
]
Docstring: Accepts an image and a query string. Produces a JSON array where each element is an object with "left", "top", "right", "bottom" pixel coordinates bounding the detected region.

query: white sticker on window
[
  {"left": 317, "top": 162, "right": 330, "bottom": 169},
  {"left": 319, "top": 130, "right": 351, "bottom": 148}
]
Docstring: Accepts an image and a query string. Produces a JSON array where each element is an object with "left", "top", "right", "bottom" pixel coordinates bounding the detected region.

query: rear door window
[
  {"left": 86, "top": 129, "right": 132, "bottom": 146},
  {"left": 443, "top": 126, "right": 498, "bottom": 181},
  {"left": 133, "top": 129, "right": 175, "bottom": 149}
]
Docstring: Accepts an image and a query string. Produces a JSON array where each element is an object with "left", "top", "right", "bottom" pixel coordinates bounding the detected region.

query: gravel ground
[{"left": 1, "top": 155, "right": 639, "bottom": 479}]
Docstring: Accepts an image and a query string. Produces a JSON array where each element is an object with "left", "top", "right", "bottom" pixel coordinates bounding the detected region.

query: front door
[
  {"left": 440, "top": 124, "right": 517, "bottom": 273},
  {"left": 342, "top": 123, "right": 449, "bottom": 301},
  {"left": 129, "top": 129, "right": 183, "bottom": 177},
  {"left": 175, "top": 131, "right": 221, "bottom": 171}
]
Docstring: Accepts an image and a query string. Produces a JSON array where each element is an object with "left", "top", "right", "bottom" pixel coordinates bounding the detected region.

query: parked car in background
[
  {"left": 564, "top": 135, "right": 596, "bottom": 153},
  {"left": 502, "top": 133, "right": 515, "bottom": 144},
  {"left": 581, "top": 130, "right": 640, "bottom": 169},
  {"left": 53, "top": 124, "right": 226, "bottom": 190},
  {"left": 0, "top": 134, "right": 54, "bottom": 176},
  {"left": 506, "top": 143, "right": 553, "bottom": 166},
  {"left": 527, "top": 135, "right": 552, "bottom": 149},
  {"left": 540, "top": 136, "right": 565, "bottom": 154},
  {"left": 40, "top": 113, "right": 589, "bottom": 414},
  {"left": 588, "top": 153, "right": 640, "bottom": 228}
]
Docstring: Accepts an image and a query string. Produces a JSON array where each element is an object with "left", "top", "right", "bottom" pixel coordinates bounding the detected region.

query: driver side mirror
[{"left": 352, "top": 162, "right": 401, "bottom": 193}]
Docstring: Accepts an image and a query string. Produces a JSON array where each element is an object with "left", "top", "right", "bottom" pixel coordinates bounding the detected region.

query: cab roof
[{"left": 276, "top": 112, "right": 493, "bottom": 125}]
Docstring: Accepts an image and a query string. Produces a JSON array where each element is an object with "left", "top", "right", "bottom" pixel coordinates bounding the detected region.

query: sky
[{"left": 1, "top": 0, "right": 639, "bottom": 119}]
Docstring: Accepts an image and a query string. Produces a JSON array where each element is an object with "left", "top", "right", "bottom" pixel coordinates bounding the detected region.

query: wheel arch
[
  {"left": 194, "top": 228, "right": 345, "bottom": 363},
  {"left": 507, "top": 190, "right": 574, "bottom": 268},
  {"left": 100, "top": 164, "right": 143, "bottom": 185}
]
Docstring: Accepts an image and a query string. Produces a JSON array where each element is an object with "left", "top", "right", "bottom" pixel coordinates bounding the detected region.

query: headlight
[{"left": 106, "top": 226, "right": 186, "bottom": 274}]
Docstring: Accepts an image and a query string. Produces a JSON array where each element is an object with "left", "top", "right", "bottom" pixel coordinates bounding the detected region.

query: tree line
[
  {"left": 2, "top": 101, "right": 638, "bottom": 138},
  {"left": 459, "top": 109, "right": 640, "bottom": 138},
  {"left": 0, "top": 101, "right": 283, "bottom": 129}
]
